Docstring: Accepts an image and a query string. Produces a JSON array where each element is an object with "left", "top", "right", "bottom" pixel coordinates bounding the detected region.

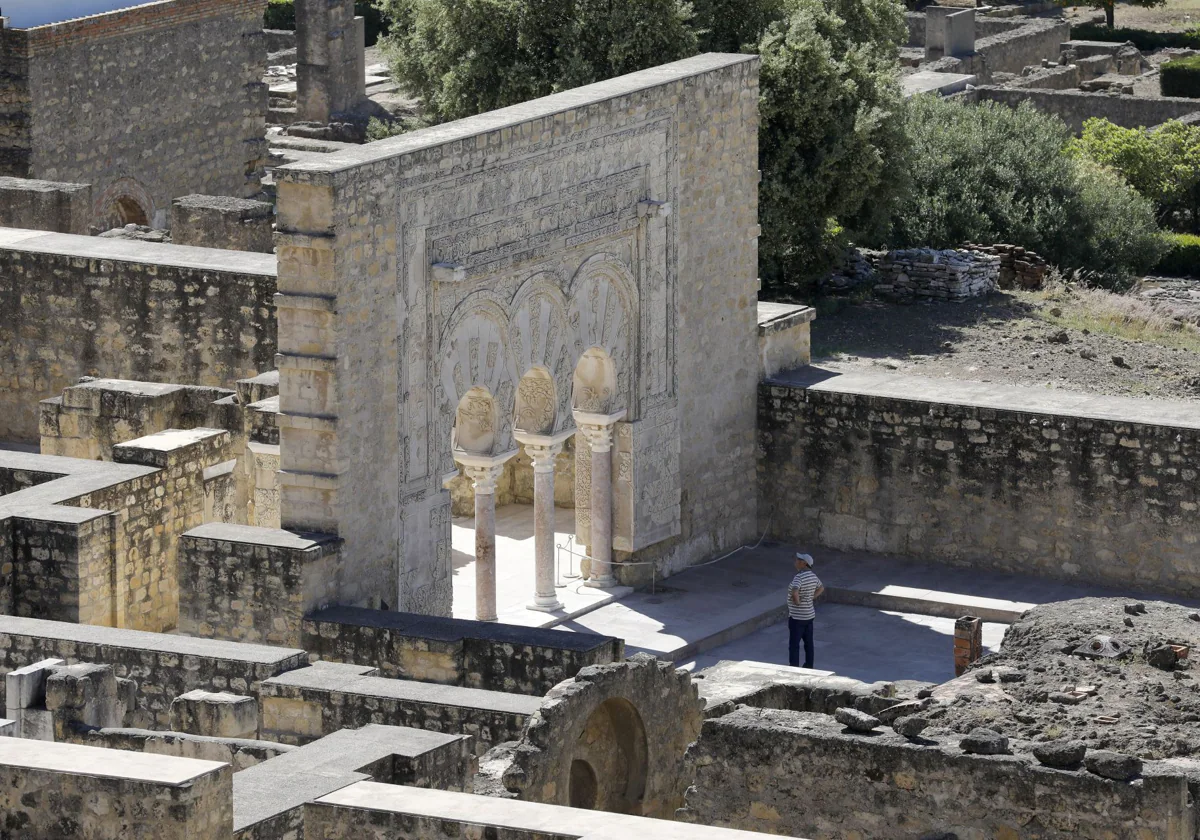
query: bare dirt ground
[
  {"left": 812, "top": 281, "right": 1200, "bottom": 401},
  {"left": 1064, "top": 0, "right": 1200, "bottom": 31},
  {"left": 926, "top": 598, "right": 1200, "bottom": 760}
]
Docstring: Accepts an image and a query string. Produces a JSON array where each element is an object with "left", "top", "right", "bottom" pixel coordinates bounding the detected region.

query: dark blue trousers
[{"left": 788, "top": 617, "right": 815, "bottom": 669}]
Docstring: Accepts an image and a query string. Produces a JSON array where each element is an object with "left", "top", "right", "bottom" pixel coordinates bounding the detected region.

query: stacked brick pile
[
  {"left": 873, "top": 248, "right": 1000, "bottom": 302},
  {"left": 966, "top": 243, "right": 1049, "bottom": 289},
  {"left": 954, "top": 616, "right": 984, "bottom": 676}
]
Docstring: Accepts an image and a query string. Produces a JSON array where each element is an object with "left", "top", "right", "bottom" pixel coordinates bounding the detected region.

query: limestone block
[
  {"left": 0, "top": 719, "right": 13, "bottom": 737},
  {"left": 4, "top": 657, "right": 64, "bottom": 709},
  {"left": 170, "top": 690, "right": 258, "bottom": 740},
  {"left": 45, "top": 663, "right": 127, "bottom": 737}
]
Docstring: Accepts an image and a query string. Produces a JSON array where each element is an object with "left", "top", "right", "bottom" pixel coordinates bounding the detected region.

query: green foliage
[
  {"left": 890, "top": 97, "right": 1165, "bottom": 286},
  {"left": 377, "top": 0, "right": 696, "bottom": 122},
  {"left": 365, "top": 115, "right": 425, "bottom": 140},
  {"left": 264, "top": 0, "right": 388, "bottom": 45},
  {"left": 1072, "top": 118, "right": 1200, "bottom": 232},
  {"left": 1162, "top": 55, "right": 1200, "bottom": 98},
  {"left": 1069, "top": 22, "right": 1200, "bottom": 48},
  {"left": 1156, "top": 232, "right": 1200, "bottom": 277},
  {"left": 756, "top": 0, "right": 908, "bottom": 295},
  {"left": 691, "top": 0, "right": 788, "bottom": 52}
]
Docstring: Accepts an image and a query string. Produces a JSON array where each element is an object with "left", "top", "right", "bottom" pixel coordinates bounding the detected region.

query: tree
[
  {"left": 1077, "top": 0, "right": 1167, "bottom": 30},
  {"left": 890, "top": 96, "right": 1165, "bottom": 285},
  {"left": 1072, "top": 117, "right": 1200, "bottom": 233},
  {"left": 377, "top": 0, "right": 696, "bottom": 123},
  {"left": 756, "top": 0, "right": 909, "bottom": 293}
]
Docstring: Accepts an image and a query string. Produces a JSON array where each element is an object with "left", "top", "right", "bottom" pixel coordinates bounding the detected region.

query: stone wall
[
  {"left": 178, "top": 524, "right": 345, "bottom": 647},
  {"left": 302, "top": 605, "right": 623, "bottom": 695},
  {"left": 757, "top": 371, "right": 1200, "bottom": 598},
  {"left": 971, "top": 18, "right": 1071, "bottom": 78},
  {"left": 0, "top": 0, "right": 267, "bottom": 230},
  {"left": 0, "top": 229, "right": 276, "bottom": 443},
  {"left": 873, "top": 248, "right": 999, "bottom": 302},
  {"left": 258, "top": 661, "right": 540, "bottom": 753},
  {"left": 679, "top": 707, "right": 1195, "bottom": 839},
  {"left": 171, "top": 194, "right": 275, "bottom": 253},
  {"left": 757, "top": 303, "right": 815, "bottom": 378},
  {"left": 272, "top": 53, "right": 761, "bottom": 613},
  {"left": 0, "top": 176, "right": 91, "bottom": 232},
  {"left": 85, "top": 726, "right": 294, "bottom": 770},
  {"left": 975, "top": 85, "right": 1200, "bottom": 132},
  {"left": 0, "top": 739, "right": 233, "bottom": 840},
  {"left": 0, "top": 614, "right": 307, "bottom": 729}
]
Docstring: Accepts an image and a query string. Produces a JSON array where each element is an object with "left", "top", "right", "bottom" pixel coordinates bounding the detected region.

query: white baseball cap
[{"left": 795, "top": 553, "right": 814, "bottom": 567}]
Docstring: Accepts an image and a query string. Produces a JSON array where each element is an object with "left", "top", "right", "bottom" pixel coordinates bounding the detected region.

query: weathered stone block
[{"left": 170, "top": 689, "right": 258, "bottom": 739}]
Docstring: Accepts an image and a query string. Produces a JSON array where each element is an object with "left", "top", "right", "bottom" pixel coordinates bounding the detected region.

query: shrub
[
  {"left": 1162, "top": 55, "right": 1200, "bottom": 99},
  {"left": 264, "top": 0, "right": 388, "bottom": 46},
  {"left": 1069, "top": 23, "right": 1200, "bottom": 50},
  {"left": 1156, "top": 233, "right": 1200, "bottom": 277},
  {"left": 889, "top": 97, "right": 1165, "bottom": 286},
  {"left": 1071, "top": 118, "right": 1200, "bottom": 232}
]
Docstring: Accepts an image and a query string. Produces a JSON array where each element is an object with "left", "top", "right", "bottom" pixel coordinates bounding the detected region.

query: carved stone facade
[{"left": 273, "top": 54, "right": 761, "bottom": 615}]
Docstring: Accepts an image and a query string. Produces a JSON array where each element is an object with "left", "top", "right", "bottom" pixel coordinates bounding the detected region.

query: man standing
[{"left": 788, "top": 552, "right": 824, "bottom": 669}]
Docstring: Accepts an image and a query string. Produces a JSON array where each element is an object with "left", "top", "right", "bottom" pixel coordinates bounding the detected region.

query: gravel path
[{"left": 812, "top": 287, "right": 1200, "bottom": 401}]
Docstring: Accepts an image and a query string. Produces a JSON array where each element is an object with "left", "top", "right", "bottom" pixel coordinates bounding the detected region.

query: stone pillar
[
  {"left": 573, "top": 411, "right": 626, "bottom": 589},
  {"left": 454, "top": 451, "right": 515, "bottom": 622},
  {"left": 296, "top": 0, "right": 367, "bottom": 123},
  {"left": 515, "top": 429, "right": 574, "bottom": 612}
]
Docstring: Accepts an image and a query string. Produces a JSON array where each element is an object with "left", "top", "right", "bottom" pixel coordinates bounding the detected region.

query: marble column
[
  {"left": 454, "top": 451, "right": 514, "bottom": 622},
  {"left": 515, "top": 430, "right": 573, "bottom": 612},
  {"left": 573, "top": 410, "right": 626, "bottom": 589}
]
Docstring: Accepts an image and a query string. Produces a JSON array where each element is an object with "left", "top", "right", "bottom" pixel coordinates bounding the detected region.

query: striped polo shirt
[{"left": 788, "top": 570, "right": 822, "bottom": 620}]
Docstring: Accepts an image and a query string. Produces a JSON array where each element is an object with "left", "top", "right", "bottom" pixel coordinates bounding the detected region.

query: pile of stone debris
[
  {"left": 874, "top": 248, "right": 1001, "bottom": 302},
  {"left": 918, "top": 597, "right": 1200, "bottom": 760}
]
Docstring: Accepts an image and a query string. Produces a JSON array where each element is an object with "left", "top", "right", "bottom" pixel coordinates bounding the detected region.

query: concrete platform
[{"left": 902, "top": 70, "right": 976, "bottom": 97}]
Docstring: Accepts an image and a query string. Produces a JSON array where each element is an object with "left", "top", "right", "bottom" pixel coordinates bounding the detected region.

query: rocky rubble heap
[
  {"left": 923, "top": 597, "right": 1200, "bottom": 760},
  {"left": 818, "top": 248, "right": 880, "bottom": 294},
  {"left": 874, "top": 248, "right": 1001, "bottom": 302}
]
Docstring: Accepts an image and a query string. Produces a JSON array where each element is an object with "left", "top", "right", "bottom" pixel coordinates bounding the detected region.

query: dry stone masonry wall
[
  {"left": 758, "top": 373, "right": 1200, "bottom": 597},
  {"left": 873, "top": 248, "right": 1000, "bottom": 302},
  {"left": 0, "top": 0, "right": 267, "bottom": 230}
]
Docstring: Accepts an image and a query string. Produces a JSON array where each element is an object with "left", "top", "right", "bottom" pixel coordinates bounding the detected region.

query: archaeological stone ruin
[{"left": 1, "top": 0, "right": 1199, "bottom": 837}]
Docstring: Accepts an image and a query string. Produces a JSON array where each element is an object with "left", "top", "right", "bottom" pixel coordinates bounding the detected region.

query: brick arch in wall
[{"left": 91, "top": 177, "right": 154, "bottom": 232}]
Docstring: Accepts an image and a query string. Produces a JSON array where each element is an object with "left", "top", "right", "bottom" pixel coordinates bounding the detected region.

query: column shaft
[
  {"left": 474, "top": 484, "right": 498, "bottom": 622},
  {"left": 588, "top": 439, "right": 615, "bottom": 588}
]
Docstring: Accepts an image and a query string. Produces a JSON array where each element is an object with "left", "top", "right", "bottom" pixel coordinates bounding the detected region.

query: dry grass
[{"left": 1028, "top": 279, "right": 1200, "bottom": 352}]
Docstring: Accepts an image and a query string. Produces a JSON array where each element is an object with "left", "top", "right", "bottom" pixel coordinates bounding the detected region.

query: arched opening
[
  {"left": 570, "top": 697, "right": 648, "bottom": 815},
  {"left": 111, "top": 195, "right": 149, "bottom": 228},
  {"left": 569, "top": 759, "right": 599, "bottom": 809},
  {"left": 572, "top": 347, "right": 617, "bottom": 414}
]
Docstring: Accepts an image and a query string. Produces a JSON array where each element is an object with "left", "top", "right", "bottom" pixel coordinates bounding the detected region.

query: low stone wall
[
  {"left": 179, "top": 524, "right": 344, "bottom": 648},
  {"left": 976, "top": 85, "right": 1200, "bottom": 132},
  {"left": 302, "top": 605, "right": 623, "bottom": 695},
  {"left": 966, "top": 242, "right": 1049, "bottom": 289},
  {"left": 0, "top": 738, "right": 233, "bottom": 840},
  {"left": 0, "top": 176, "right": 91, "bottom": 233},
  {"left": 874, "top": 248, "right": 999, "bottom": 302},
  {"left": 757, "top": 302, "right": 815, "bottom": 378},
  {"left": 171, "top": 194, "right": 275, "bottom": 253},
  {"left": 757, "top": 370, "right": 1200, "bottom": 597},
  {"left": 679, "top": 707, "right": 1196, "bottom": 839},
  {"left": 973, "top": 18, "right": 1071, "bottom": 77},
  {"left": 0, "top": 615, "right": 307, "bottom": 729},
  {"left": 0, "top": 228, "right": 276, "bottom": 442},
  {"left": 258, "top": 662, "right": 541, "bottom": 754},
  {"left": 84, "top": 726, "right": 293, "bottom": 770}
]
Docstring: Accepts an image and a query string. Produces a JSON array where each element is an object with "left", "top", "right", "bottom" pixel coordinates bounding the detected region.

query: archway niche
[
  {"left": 109, "top": 195, "right": 149, "bottom": 228},
  {"left": 571, "top": 696, "right": 649, "bottom": 815}
]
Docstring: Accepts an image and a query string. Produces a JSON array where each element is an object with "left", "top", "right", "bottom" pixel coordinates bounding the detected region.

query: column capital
[
  {"left": 572, "top": 409, "right": 626, "bottom": 453},
  {"left": 454, "top": 449, "right": 517, "bottom": 494},
  {"left": 514, "top": 428, "right": 573, "bottom": 472}
]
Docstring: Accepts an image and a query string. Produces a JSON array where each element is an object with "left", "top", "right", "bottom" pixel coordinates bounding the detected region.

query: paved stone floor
[
  {"left": 680, "top": 606, "right": 1006, "bottom": 685},
  {"left": 451, "top": 505, "right": 630, "bottom": 626}
]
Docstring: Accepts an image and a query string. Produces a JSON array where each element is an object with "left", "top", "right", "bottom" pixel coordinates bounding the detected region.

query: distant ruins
[{"left": 1, "top": 0, "right": 1200, "bottom": 837}]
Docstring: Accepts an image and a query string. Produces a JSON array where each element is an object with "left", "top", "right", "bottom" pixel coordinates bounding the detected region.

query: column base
[
  {"left": 584, "top": 576, "right": 619, "bottom": 589},
  {"left": 476, "top": 614, "right": 498, "bottom": 622},
  {"left": 527, "top": 599, "right": 565, "bottom": 613}
]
